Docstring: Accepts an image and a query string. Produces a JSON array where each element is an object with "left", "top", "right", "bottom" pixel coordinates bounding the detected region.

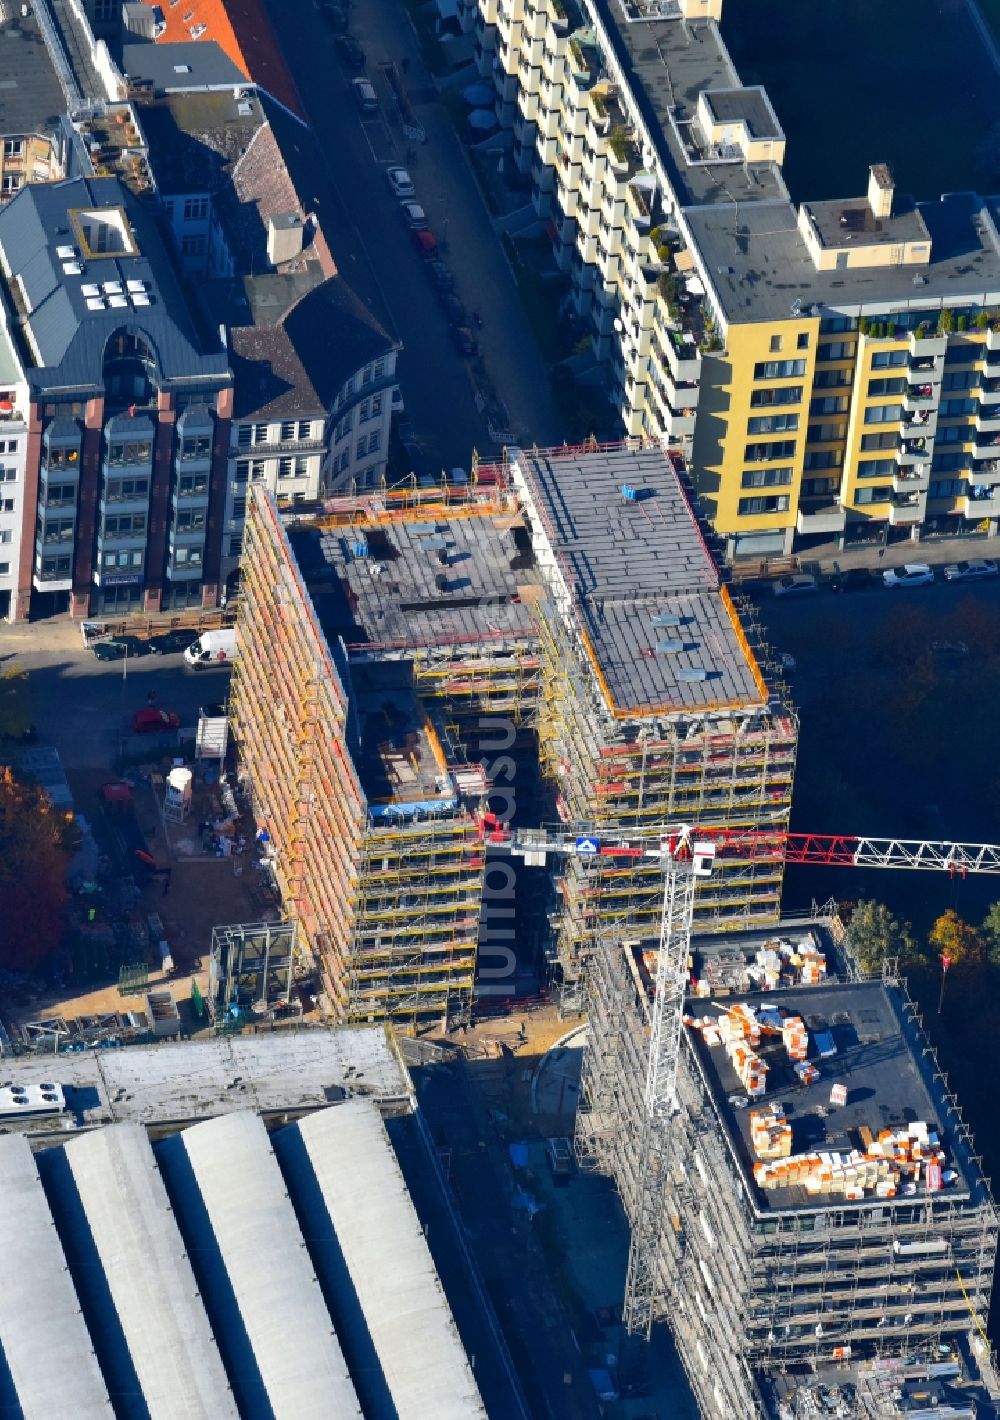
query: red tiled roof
[{"left": 157, "top": 0, "right": 304, "bottom": 119}]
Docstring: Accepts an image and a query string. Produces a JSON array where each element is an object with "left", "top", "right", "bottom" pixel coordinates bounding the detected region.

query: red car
[
  {"left": 411, "top": 229, "right": 438, "bottom": 259},
  {"left": 132, "top": 707, "right": 181, "bottom": 734}
]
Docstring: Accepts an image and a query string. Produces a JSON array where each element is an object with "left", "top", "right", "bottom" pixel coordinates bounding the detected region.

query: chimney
[
  {"left": 266, "top": 211, "right": 304, "bottom": 268},
  {"left": 868, "top": 164, "right": 894, "bottom": 221}
]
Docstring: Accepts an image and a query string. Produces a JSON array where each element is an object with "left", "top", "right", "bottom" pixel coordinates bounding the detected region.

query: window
[
  {"left": 0, "top": 440, "right": 18, "bottom": 455},
  {"left": 297, "top": 420, "right": 311, "bottom": 439},
  {"left": 40, "top": 521, "right": 70, "bottom": 543},
  {"left": 183, "top": 196, "right": 209, "bottom": 222},
  {"left": 107, "top": 477, "right": 149, "bottom": 500},
  {"left": 937, "top": 423, "right": 973, "bottom": 444},
  {"left": 817, "top": 341, "right": 855, "bottom": 362},
  {"left": 3, "top": 139, "right": 23, "bottom": 158},
  {"left": 865, "top": 403, "right": 902, "bottom": 424},
  {"left": 174, "top": 545, "right": 203, "bottom": 566},
  {"left": 40, "top": 555, "right": 71, "bottom": 578},
  {"left": 929, "top": 478, "right": 965, "bottom": 497},
  {"left": 819, "top": 316, "right": 857, "bottom": 335},
  {"left": 0, "top": 528, "right": 10, "bottom": 544},
  {"left": 278, "top": 456, "right": 293, "bottom": 478},
  {"left": 181, "top": 234, "right": 206, "bottom": 257},
  {"left": 174, "top": 508, "right": 206, "bottom": 531},
  {"left": 860, "top": 432, "right": 896, "bottom": 452},
  {"left": 336, "top": 412, "right": 353, "bottom": 441},
  {"left": 932, "top": 452, "right": 968, "bottom": 472},
  {"left": 803, "top": 451, "right": 841, "bottom": 470},
  {"left": 93, "top": 0, "right": 118, "bottom": 19},
  {"left": 813, "top": 369, "right": 851, "bottom": 389},
  {"left": 738, "top": 494, "right": 790, "bottom": 515},
  {"left": 871, "top": 350, "right": 907, "bottom": 368},
  {"left": 747, "top": 413, "right": 798, "bottom": 435},
  {"left": 857, "top": 458, "right": 895, "bottom": 478},
  {"left": 808, "top": 423, "right": 844, "bottom": 443},
  {"left": 753, "top": 359, "right": 806, "bottom": 380},
  {"left": 741, "top": 467, "right": 792, "bottom": 488},
  {"left": 854, "top": 485, "right": 891, "bottom": 505},
  {"left": 940, "top": 397, "right": 976, "bottom": 416},
  {"left": 0, "top": 466, "right": 17, "bottom": 481},
  {"left": 943, "top": 370, "right": 976, "bottom": 390},
  {"left": 801, "top": 476, "right": 837, "bottom": 497},
  {"left": 868, "top": 377, "right": 906, "bottom": 396},
  {"left": 744, "top": 440, "right": 796, "bottom": 462},
  {"left": 181, "top": 436, "right": 211, "bottom": 459},
  {"left": 0, "top": 563, "right": 8, "bottom": 576},
  {"left": 797, "top": 332, "right": 810, "bottom": 350},
  {"left": 103, "top": 513, "right": 146, "bottom": 537},
  {"left": 237, "top": 425, "right": 253, "bottom": 449},
  {"left": 750, "top": 385, "right": 801, "bottom": 408},
  {"left": 769, "top": 334, "right": 783, "bottom": 353},
  {"left": 810, "top": 395, "right": 849, "bottom": 416},
  {"left": 280, "top": 420, "right": 296, "bottom": 441},
  {"left": 373, "top": 357, "right": 385, "bottom": 379},
  {"left": 228, "top": 534, "right": 243, "bottom": 557},
  {"left": 367, "top": 429, "right": 380, "bottom": 452},
  {"left": 0, "top": 498, "right": 13, "bottom": 513},
  {"left": 1, "top": 175, "right": 23, "bottom": 195},
  {"left": 108, "top": 441, "right": 151, "bottom": 465},
  {"left": 232, "top": 497, "right": 247, "bottom": 520},
  {"left": 178, "top": 473, "right": 208, "bottom": 495},
  {"left": 235, "top": 458, "right": 265, "bottom": 482}
]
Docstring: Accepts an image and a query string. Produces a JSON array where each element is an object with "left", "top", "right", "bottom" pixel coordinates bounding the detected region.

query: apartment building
[
  {"left": 0, "top": 8, "right": 70, "bottom": 202},
  {"left": 0, "top": 174, "right": 236, "bottom": 619},
  {"left": 136, "top": 76, "right": 397, "bottom": 589},
  {"left": 471, "top": 0, "right": 1000, "bottom": 557}
]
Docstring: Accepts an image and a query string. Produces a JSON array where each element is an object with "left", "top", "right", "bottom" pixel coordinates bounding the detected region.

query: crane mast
[{"left": 503, "top": 821, "right": 1000, "bottom": 1337}]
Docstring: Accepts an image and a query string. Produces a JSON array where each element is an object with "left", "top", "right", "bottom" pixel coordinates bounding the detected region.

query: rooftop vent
[
  {"left": 656, "top": 638, "right": 684, "bottom": 654},
  {"left": 131, "top": 292, "right": 151, "bottom": 306},
  {"left": 86, "top": 296, "right": 105, "bottom": 311},
  {"left": 678, "top": 667, "right": 707, "bottom": 682}
]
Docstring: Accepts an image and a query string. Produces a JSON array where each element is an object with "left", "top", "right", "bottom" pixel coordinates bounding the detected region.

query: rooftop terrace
[
  {"left": 511, "top": 444, "right": 769, "bottom": 714},
  {"left": 688, "top": 980, "right": 983, "bottom": 1214}
]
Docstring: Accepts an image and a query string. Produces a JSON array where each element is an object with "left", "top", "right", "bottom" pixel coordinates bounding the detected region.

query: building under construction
[
  {"left": 577, "top": 923, "right": 1000, "bottom": 1417},
  {"left": 508, "top": 443, "right": 796, "bottom": 1005},
  {"left": 231, "top": 441, "right": 794, "bottom": 1022}
]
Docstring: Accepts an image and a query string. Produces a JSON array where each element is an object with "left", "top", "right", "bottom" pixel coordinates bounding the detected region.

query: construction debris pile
[
  {"left": 685, "top": 1000, "right": 817, "bottom": 1101},
  {"left": 692, "top": 936, "right": 827, "bottom": 997}
]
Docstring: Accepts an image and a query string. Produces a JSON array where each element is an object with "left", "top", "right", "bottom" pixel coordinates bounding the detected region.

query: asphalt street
[{"left": 266, "top": 0, "right": 564, "bottom": 472}]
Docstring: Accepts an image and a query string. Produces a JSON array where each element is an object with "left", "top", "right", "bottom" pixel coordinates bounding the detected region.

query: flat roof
[
  {"left": 158, "top": 1112, "right": 362, "bottom": 1419},
  {"left": 0, "top": 13, "right": 66, "bottom": 140},
  {"left": 0, "top": 1136, "right": 112, "bottom": 1420},
  {"left": 690, "top": 980, "right": 979, "bottom": 1214},
  {"left": 685, "top": 192, "right": 1000, "bottom": 324},
  {"left": 53, "top": 1122, "right": 239, "bottom": 1418},
  {"left": 703, "top": 87, "right": 782, "bottom": 142},
  {"left": 291, "top": 512, "right": 541, "bottom": 651},
  {"left": 284, "top": 1103, "right": 487, "bottom": 1420},
  {"left": 351, "top": 661, "right": 454, "bottom": 806},
  {"left": 511, "top": 445, "right": 767, "bottom": 713},
  {"left": 121, "top": 40, "right": 249, "bottom": 93},
  {"left": 586, "top": 7, "right": 789, "bottom": 209},
  {"left": 0, "top": 1028, "right": 411, "bottom": 1136},
  {"left": 804, "top": 194, "right": 930, "bottom": 251}
]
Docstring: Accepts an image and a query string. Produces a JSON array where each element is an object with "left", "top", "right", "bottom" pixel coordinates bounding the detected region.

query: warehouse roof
[
  {"left": 281, "top": 1103, "right": 487, "bottom": 1420},
  {"left": 0, "top": 1136, "right": 112, "bottom": 1419},
  {"left": 689, "top": 980, "right": 980, "bottom": 1214},
  {"left": 0, "top": 1028, "right": 411, "bottom": 1136},
  {"left": 511, "top": 445, "right": 768, "bottom": 714},
  {"left": 158, "top": 1112, "right": 362, "bottom": 1419},
  {"left": 52, "top": 1122, "right": 239, "bottom": 1418}
]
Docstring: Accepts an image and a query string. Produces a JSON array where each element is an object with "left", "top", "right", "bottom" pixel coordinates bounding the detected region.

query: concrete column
[
  {"left": 143, "top": 391, "right": 176, "bottom": 614},
  {"left": 201, "top": 385, "right": 233, "bottom": 609},
  {"left": 14, "top": 403, "right": 43, "bottom": 622},
  {"left": 71, "top": 398, "right": 105, "bottom": 620}
]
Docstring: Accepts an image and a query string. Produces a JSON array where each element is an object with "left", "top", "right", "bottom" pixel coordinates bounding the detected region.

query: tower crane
[{"left": 493, "top": 820, "right": 1000, "bottom": 1337}]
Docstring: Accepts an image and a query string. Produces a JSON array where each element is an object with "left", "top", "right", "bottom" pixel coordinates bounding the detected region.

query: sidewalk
[{"left": 797, "top": 532, "right": 1000, "bottom": 576}]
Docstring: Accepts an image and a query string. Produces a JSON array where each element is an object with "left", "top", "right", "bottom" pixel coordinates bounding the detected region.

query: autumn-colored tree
[
  {"left": 928, "top": 909, "right": 984, "bottom": 969},
  {"left": 0, "top": 767, "right": 70, "bottom": 968}
]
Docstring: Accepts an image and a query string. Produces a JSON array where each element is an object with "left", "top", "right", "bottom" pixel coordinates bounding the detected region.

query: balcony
[
  {"left": 892, "top": 467, "right": 930, "bottom": 494},
  {"left": 971, "top": 459, "right": 1000, "bottom": 484},
  {"left": 662, "top": 327, "right": 701, "bottom": 383},
  {"left": 903, "top": 382, "right": 935, "bottom": 408},
  {"left": 901, "top": 407, "right": 936, "bottom": 437},
  {"left": 909, "top": 330, "right": 947, "bottom": 359},
  {"left": 897, "top": 438, "right": 931, "bottom": 462},
  {"left": 962, "top": 489, "right": 1000, "bottom": 518},
  {"left": 985, "top": 327, "right": 1000, "bottom": 352},
  {"left": 796, "top": 501, "right": 846, "bottom": 535},
  {"left": 889, "top": 495, "right": 924, "bottom": 524},
  {"left": 972, "top": 434, "right": 1000, "bottom": 462},
  {"left": 975, "top": 406, "right": 1000, "bottom": 434}
]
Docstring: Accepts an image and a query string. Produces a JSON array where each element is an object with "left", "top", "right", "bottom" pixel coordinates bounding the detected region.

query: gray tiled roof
[{"left": 0, "top": 175, "right": 229, "bottom": 394}]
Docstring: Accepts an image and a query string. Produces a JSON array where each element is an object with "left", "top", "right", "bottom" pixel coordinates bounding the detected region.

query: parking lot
[{"left": 265, "top": 0, "right": 564, "bottom": 473}]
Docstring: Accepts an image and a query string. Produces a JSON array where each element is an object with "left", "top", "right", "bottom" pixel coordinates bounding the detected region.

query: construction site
[
  {"left": 228, "top": 440, "right": 796, "bottom": 1026},
  {"left": 576, "top": 916, "right": 1000, "bottom": 1418}
]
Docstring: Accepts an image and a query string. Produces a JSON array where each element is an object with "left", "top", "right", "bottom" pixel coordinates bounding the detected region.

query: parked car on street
[
  {"left": 451, "top": 325, "right": 478, "bottom": 357},
  {"left": 425, "top": 259, "right": 453, "bottom": 291},
  {"left": 400, "top": 201, "right": 427, "bottom": 230},
  {"left": 386, "top": 165, "right": 414, "bottom": 199},
  {"left": 829, "top": 565, "right": 878, "bottom": 592},
  {"left": 943, "top": 559, "right": 998, "bottom": 582},
  {"left": 883, "top": 563, "right": 935, "bottom": 588},
  {"left": 334, "top": 35, "right": 365, "bottom": 69},
  {"left": 147, "top": 630, "right": 198, "bottom": 655},
  {"left": 438, "top": 292, "right": 466, "bottom": 325},
  {"left": 772, "top": 574, "right": 818, "bottom": 598},
  {"left": 411, "top": 229, "right": 438, "bottom": 259},
  {"left": 350, "top": 77, "right": 378, "bottom": 114},
  {"left": 131, "top": 707, "right": 181, "bottom": 734},
  {"left": 93, "top": 635, "right": 151, "bottom": 661}
]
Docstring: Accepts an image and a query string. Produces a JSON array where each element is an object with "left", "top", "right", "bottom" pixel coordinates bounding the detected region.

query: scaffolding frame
[{"left": 209, "top": 920, "right": 297, "bottom": 1023}]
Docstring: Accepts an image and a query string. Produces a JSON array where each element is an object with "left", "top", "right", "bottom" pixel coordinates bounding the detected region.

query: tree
[
  {"left": 0, "top": 767, "right": 70, "bottom": 969},
  {"left": 981, "top": 902, "right": 1000, "bottom": 965},
  {"left": 928, "top": 909, "right": 984, "bottom": 969},
  {"left": 0, "top": 663, "right": 31, "bottom": 740},
  {"left": 844, "top": 899, "right": 915, "bottom": 976}
]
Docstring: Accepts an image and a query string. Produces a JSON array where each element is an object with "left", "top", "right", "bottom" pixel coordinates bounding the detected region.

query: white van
[{"left": 184, "top": 628, "right": 238, "bottom": 668}]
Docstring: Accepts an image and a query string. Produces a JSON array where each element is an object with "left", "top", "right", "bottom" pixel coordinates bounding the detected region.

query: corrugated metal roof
[
  {"left": 57, "top": 1122, "right": 239, "bottom": 1420},
  {"left": 158, "top": 1111, "right": 362, "bottom": 1420},
  {"left": 285, "top": 1103, "right": 486, "bottom": 1420},
  {"left": 0, "top": 1135, "right": 112, "bottom": 1420}
]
